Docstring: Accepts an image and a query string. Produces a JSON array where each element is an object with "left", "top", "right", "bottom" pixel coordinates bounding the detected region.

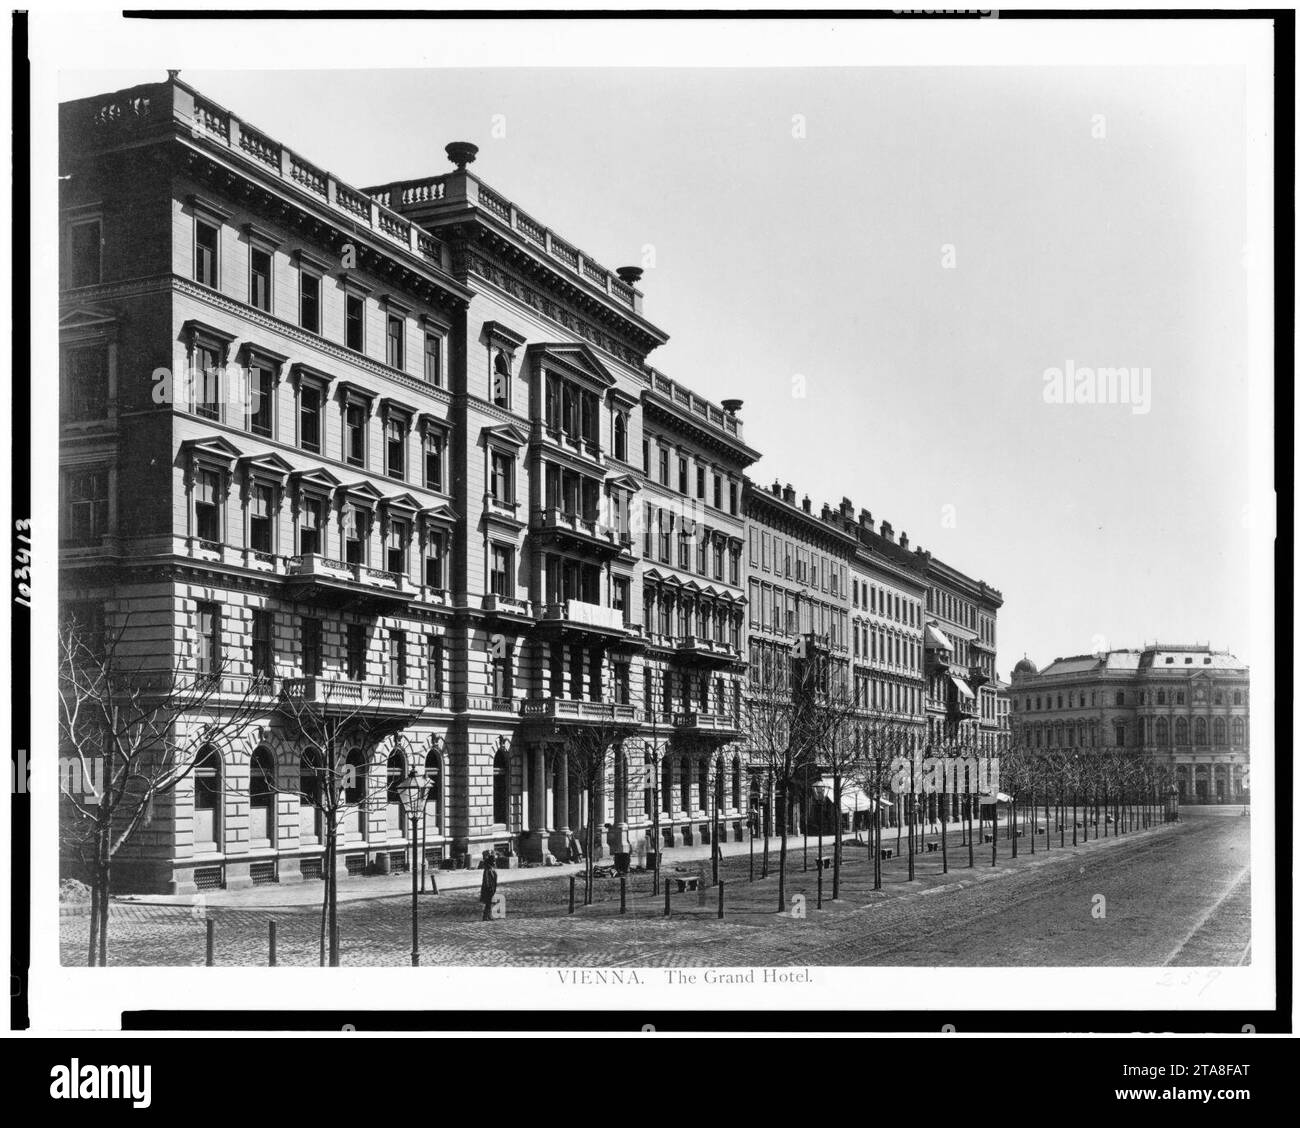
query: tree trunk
[
  {"left": 832, "top": 773, "right": 842, "bottom": 900},
  {"left": 98, "top": 860, "right": 109, "bottom": 968},
  {"left": 87, "top": 875, "right": 100, "bottom": 968}
]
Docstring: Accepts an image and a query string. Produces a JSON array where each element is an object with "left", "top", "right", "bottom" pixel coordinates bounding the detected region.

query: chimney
[
  {"left": 782, "top": 484, "right": 797, "bottom": 505},
  {"left": 801, "top": 496, "right": 812, "bottom": 514},
  {"left": 881, "top": 520, "right": 894, "bottom": 542},
  {"left": 821, "top": 503, "right": 833, "bottom": 522},
  {"left": 900, "top": 531, "right": 909, "bottom": 550},
  {"left": 858, "top": 509, "right": 875, "bottom": 533},
  {"left": 615, "top": 266, "right": 643, "bottom": 286},
  {"left": 839, "top": 497, "right": 854, "bottom": 520},
  {"left": 445, "top": 141, "right": 479, "bottom": 170}
]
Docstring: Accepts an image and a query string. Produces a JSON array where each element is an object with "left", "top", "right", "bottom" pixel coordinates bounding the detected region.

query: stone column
[{"left": 550, "top": 746, "right": 571, "bottom": 860}]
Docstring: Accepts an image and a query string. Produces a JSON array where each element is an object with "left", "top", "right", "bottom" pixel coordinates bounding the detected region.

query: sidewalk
[{"left": 116, "top": 833, "right": 825, "bottom": 910}]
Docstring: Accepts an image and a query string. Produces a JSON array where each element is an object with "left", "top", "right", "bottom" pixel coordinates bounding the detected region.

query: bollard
[
  {"left": 620, "top": 878, "right": 627, "bottom": 914},
  {"left": 718, "top": 880, "right": 725, "bottom": 919},
  {"left": 664, "top": 881, "right": 671, "bottom": 917},
  {"left": 569, "top": 875, "right": 576, "bottom": 916},
  {"left": 268, "top": 920, "right": 277, "bottom": 967},
  {"left": 205, "top": 919, "right": 215, "bottom": 967}
]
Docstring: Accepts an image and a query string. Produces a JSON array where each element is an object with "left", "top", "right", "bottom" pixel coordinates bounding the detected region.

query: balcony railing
[
  {"left": 532, "top": 507, "right": 625, "bottom": 553},
  {"left": 281, "top": 677, "right": 425, "bottom": 713},
  {"left": 482, "top": 593, "right": 531, "bottom": 617},
  {"left": 287, "top": 554, "right": 404, "bottom": 589},
  {"left": 538, "top": 599, "right": 628, "bottom": 633},
  {"left": 521, "top": 698, "right": 639, "bottom": 725},
  {"left": 672, "top": 710, "right": 740, "bottom": 733}
]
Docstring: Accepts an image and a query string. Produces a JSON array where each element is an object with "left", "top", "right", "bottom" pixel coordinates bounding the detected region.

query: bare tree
[
  {"left": 58, "top": 611, "right": 269, "bottom": 966},
  {"left": 274, "top": 680, "right": 426, "bottom": 966},
  {"left": 803, "top": 671, "right": 863, "bottom": 901},
  {"left": 560, "top": 721, "right": 634, "bottom": 903}
]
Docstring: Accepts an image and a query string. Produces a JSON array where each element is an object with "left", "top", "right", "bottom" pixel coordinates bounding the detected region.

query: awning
[
  {"left": 812, "top": 781, "right": 892, "bottom": 811},
  {"left": 948, "top": 674, "right": 975, "bottom": 699},
  {"left": 925, "top": 624, "right": 955, "bottom": 651}
]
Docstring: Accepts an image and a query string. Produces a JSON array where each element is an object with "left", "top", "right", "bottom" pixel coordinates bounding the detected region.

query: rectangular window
[
  {"left": 712, "top": 474, "right": 722, "bottom": 509},
  {"left": 729, "top": 481, "right": 738, "bottom": 515},
  {"left": 300, "top": 617, "right": 322, "bottom": 676},
  {"left": 569, "top": 644, "right": 582, "bottom": 699},
  {"left": 195, "top": 344, "right": 221, "bottom": 420},
  {"left": 428, "top": 635, "right": 445, "bottom": 695},
  {"left": 299, "top": 271, "right": 320, "bottom": 333},
  {"left": 247, "top": 366, "right": 273, "bottom": 437},
  {"left": 612, "top": 576, "right": 629, "bottom": 621},
  {"left": 388, "top": 630, "right": 407, "bottom": 686},
  {"left": 492, "top": 644, "right": 513, "bottom": 703},
  {"left": 387, "top": 519, "right": 407, "bottom": 575},
  {"left": 298, "top": 496, "right": 321, "bottom": 555},
  {"left": 589, "top": 650, "right": 603, "bottom": 702},
  {"left": 678, "top": 456, "right": 688, "bottom": 494},
  {"left": 386, "top": 418, "right": 406, "bottom": 480},
  {"left": 249, "top": 247, "right": 272, "bottom": 312},
  {"left": 490, "top": 544, "right": 513, "bottom": 597},
  {"left": 642, "top": 439, "right": 650, "bottom": 473},
  {"left": 345, "top": 403, "right": 366, "bottom": 467},
  {"left": 424, "top": 534, "right": 444, "bottom": 589},
  {"left": 62, "top": 346, "right": 108, "bottom": 422},
  {"left": 424, "top": 431, "right": 444, "bottom": 492},
  {"left": 252, "top": 610, "right": 274, "bottom": 680},
  {"left": 643, "top": 504, "right": 653, "bottom": 557},
  {"left": 195, "top": 468, "right": 221, "bottom": 543},
  {"left": 345, "top": 294, "right": 365, "bottom": 351},
  {"left": 249, "top": 484, "right": 273, "bottom": 553},
  {"left": 346, "top": 623, "right": 367, "bottom": 681},
  {"left": 69, "top": 219, "right": 102, "bottom": 287},
  {"left": 490, "top": 451, "right": 514, "bottom": 504},
  {"left": 299, "top": 384, "right": 321, "bottom": 452},
  {"left": 423, "top": 333, "right": 442, "bottom": 386},
  {"left": 196, "top": 602, "right": 221, "bottom": 674},
  {"left": 194, "top": 220, "right": 219, "bottom": 288},
  {"left": 386, "top": 315, "right": 404, "bottom": 368},
  {"left": 658, "top": 448, "right": 670, "bottom": 486},
  {"left": 342, "top": 505, "right": 367, "bottom": 565},
  {"left": 696, "top": 466, "right": 706, "bottom": 497},
  {"left": 614, "top": 663, "right": 630, "bottom": 706}
]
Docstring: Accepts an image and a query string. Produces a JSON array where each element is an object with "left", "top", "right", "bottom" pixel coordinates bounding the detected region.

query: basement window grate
[
  {"left": 250, "top": 861, "right": 278, "bottom": 885},
  {"left": 344, "top": 854, "right": 366, "bottom": 877},
  {"left": 300, "top": 857, "right": 323, "bottom": 881},
  {"left": 389, "top": 851, "right": 408, "bottom": 874},
  {"left": 194, "top": 866, "right": 223, "bottom": 892}
]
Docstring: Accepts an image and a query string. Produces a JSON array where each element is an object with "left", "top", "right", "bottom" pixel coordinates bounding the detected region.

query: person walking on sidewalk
[{"left": 479, "top": 852, "right": 498, "bottom": 921}]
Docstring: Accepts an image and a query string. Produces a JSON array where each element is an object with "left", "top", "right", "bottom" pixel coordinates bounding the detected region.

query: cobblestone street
[{"left": 61, "top": 808, "right": 1249, "bottom": 968}]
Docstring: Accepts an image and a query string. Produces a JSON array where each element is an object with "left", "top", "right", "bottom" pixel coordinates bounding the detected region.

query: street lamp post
[{"left": 398, "top": 770, "right": 433, "bottom": 967}]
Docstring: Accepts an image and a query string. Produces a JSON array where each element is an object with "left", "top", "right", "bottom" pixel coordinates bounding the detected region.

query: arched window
[
  {"left": 425, "top": 747, "right": 443, "bottom": 833},
  {"left": 1174, "top": 717, "right": 1189, "bottom": 745},
  {"left": 1213, "top": 717, "right": 1227, "bottom": 746},
  {"left": 343, "top": 749, "right": 368, "bottom": 838},
  {"left": 1156, "top": 717, "right": 1170, "bottom": 746},
  {"left": 386, "top": 749, "right": 408, "bottom": 836},
  {"left": 613, "top": 413, "right": 627, "bottom": 462},
  {"left": 492, "top": 351, "right": 510, "bottom": 408},
  {"left": 732, "top": 754, "right": 742, "bottom": 810},
  {"left": 193, "top": 745, "right": 221, "bottom": 850},
  {"left": 249, "top": 746, "right": 275, "bottom": 847},
  {"left": 1231, "top": 717, "right": 1245, "bottom": 745},
  {"left": 1193, "top": 718, "right": 1208, "bottom": 746},
  {"left": 299, "top": 749, "right": 323, "bottom": 843},
  {"left": 493, "top": 747, "right": 509, "bottom": 825}
]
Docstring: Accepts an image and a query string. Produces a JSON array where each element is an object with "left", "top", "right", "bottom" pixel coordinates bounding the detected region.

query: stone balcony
[
  {"left": 521, "top": 697, "right": 640, "bottom": 726},
  {"left": 672, "top": 710, "right": 741, "bottom": 737},
  {"left": 530, "top": 506, "right": 629, "bottom": 558},
  {"left": 481, "top": 593, "right": 533, "bottom": 622},
  {"left": 672, "top": 635, "right": 745, "bottom": 667},
  {"left": 285, "top": 553, "right": 414, "bottom": 611},
  {"left": 280, "top": 676, "right": 426, "bottom": 717},
  {"left": 534, "top": 599, "right": 644, "bottom": 644}
]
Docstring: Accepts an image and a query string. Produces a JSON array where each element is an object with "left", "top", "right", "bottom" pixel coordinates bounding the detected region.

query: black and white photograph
[{"left": 8, "top": 5, "right": 1288, "bottom": 1064}]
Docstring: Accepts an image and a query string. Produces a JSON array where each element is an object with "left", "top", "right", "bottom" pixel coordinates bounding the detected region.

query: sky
[{"left": 58, "top": 65, "right": 1254, "bottom": 673}]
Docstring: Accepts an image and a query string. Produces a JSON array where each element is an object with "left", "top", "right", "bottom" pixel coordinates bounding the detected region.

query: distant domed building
[
  {"left": 1007, "top": 643, "right": 1249, "bottom": 804},
  {"left": 1012, "top": 655, "right": 1038, "bottom": 679}
]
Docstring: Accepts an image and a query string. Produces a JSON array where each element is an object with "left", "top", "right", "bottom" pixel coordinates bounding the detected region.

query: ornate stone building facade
[
  {"left": 59, "top": 75, "right": 1007, "bottom": 893},
  {"left": 1008, "top": 646, "right": 1250, "bottom": 803}
]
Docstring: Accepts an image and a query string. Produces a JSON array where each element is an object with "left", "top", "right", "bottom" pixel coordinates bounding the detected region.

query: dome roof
[{"left": 1012, "top": 655, "right": 1038, "bottom": 677}]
